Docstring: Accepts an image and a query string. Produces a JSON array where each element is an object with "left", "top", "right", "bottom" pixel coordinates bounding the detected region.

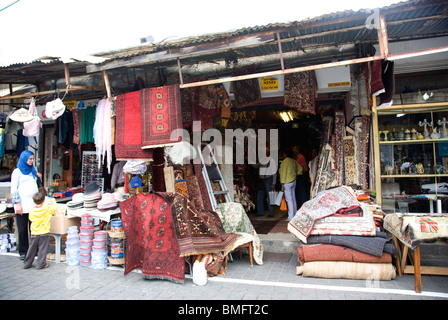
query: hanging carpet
[
  {"left": 169, "top": 192, "right": 238, "bottom": 257},
  {"left": 115, "top": 91, "right": 153, "bottom": 160},
  {"left": 140, "top": 85, "right": 182, "bottom": 149},
  {"left": 283, "top": 71, "right": 316, "bottom": 114},
  {"left": 120, "top": 193, "right": 185, "bottom": 283}
]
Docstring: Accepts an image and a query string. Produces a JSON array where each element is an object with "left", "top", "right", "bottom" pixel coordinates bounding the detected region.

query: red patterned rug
[
  {"left": 115, "top": 91, "right": 153, "bottom": 160},
  {"left": 120, "top": 193, "right": 185, "bottom": 283},
  {"left": 140, "top": 85, "right": 182, "bottom": 149}
]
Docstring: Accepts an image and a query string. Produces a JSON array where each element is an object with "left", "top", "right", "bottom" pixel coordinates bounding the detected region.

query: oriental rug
[
  {"left": 216, "top": 202, "right": 263, "bottom": 265},
  {"left": 190, "top": 84, "right": 222, "bottom": 129},
  {"left": 231, "top": 65, "right": 261, "bottom": 108},
  {"left": 140, "top": 85, "right": 182, "bottom": 149},
  {"left": 310, "top": 205, "right": 376, "bottom": 237},
  {"left": 120, "top": 193, "right": 185, "bottom": 283},
  {"left": 297, "top": 244, "right": 392, "bottom": 264},
  {"left": 284, "top": 71, "right": 316, "bottom": 114},
  {"left": 115, "top": 91, "right": 153, "bottom": 160},
  {"left": 169, "top": 192, "right": 238, "bottom": 257},
  {"left": 287, "top": 186, "right": 361, "bottom": 243}
]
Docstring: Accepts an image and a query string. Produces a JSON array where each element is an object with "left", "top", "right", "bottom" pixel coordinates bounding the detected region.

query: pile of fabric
[{"left": 288, "top": 186, "right": 397, "bottom": 280}]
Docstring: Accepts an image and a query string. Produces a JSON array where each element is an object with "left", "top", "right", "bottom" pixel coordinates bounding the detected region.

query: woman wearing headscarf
[{"left": 10, "top": 150, "right": 42, "bottom": 260}]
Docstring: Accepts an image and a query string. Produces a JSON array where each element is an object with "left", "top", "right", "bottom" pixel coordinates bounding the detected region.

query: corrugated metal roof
[
  {"left": 94, "top": 0, "right": 448, "bottom": 65},
  {"left": 0, "top": 0, "right": 446, "bottom": 99}
]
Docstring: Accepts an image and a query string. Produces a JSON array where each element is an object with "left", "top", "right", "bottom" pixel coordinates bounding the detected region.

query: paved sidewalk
[{"left": 1, "top": 251, "right": 447, "bottom": 302}]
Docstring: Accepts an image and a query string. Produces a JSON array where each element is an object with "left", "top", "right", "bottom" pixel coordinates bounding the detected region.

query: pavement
[{"left": 1, "top": 248, "right": 448, "bottom": 303}]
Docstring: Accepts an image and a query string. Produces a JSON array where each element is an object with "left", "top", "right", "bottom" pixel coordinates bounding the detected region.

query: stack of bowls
[
  {"left": 91, "top": 230, "right": 108, "bottom": 270},
  {"left": 65, "top": 226, "right": 80, "bottom": 266},
  {"left": 79, "top": 214, "right": 94, "bottom": 267}
]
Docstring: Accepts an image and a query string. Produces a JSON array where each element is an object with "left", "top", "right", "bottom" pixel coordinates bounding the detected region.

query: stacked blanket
[{"left": 289, "top": 186, "right": 396, "bottom": 280}]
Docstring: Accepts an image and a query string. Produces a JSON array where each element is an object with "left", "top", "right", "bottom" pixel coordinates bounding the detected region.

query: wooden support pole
[
  {"left": 371, "top": 95, "right": 382, "bottom": 207},
  {"left": 102, "top": 70, "right": 112, "bottom": 98},
  {"left": 177, "top": 58, "right": 184, "bottom": 86},
  {"left": 276, "top": 32, "right": 284, "bottom": 70}
]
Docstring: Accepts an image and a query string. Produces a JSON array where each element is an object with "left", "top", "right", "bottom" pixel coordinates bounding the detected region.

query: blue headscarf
[{"left": 17, "top": 150, "right": 37, "bottom": 179}]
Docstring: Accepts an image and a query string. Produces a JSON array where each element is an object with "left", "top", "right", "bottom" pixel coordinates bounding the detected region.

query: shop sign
[
  {"left": 328, "top": 81, "right": 350, "bottom": 88},
  {"left": 260, "top": 76, "right": 279, "bottom": 91},
  {"left": 63, "top": 100, "right": 77, "bottom": 111}
]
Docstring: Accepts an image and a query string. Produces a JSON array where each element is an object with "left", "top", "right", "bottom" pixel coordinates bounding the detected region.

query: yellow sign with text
[
  {"left": 328, "top": 81, "right": 350, "bottom": 87},
  {"left": 261, "top": 76, "right": 279, "bottom": 91}
]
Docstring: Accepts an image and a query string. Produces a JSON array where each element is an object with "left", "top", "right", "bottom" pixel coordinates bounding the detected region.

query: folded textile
[
  {"left": 306, "top": 231, "right": 395, "bottom": 257},
  {"left": 383, "top": 213, "right": 448, "bottom": 249},
  {"left": 309, "top": 205, "right": 376, "bottom": 237},
  {"left": 168, "top": 192, "right": 238, "bottom": 257},
  {"left": 297, "top": 244, "right": 392, "bottom": 264},
  {"left": 296, "top": 261, "right": 396, "bottom": 280},
  {"left": 216, "top": 202, "right": 263, "bottom": 265},
  {"left": 288, "top": 186, "right": 361, "bottom": 243},
  {"left": 120, "top": 192, "right": 185, "bottom": 283}
]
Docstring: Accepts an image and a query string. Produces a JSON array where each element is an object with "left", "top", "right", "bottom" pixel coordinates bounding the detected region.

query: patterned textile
[
  {"left": 288, "top": 186, "right": 361, "bottom": 243},
  {"left": 120, "top": 193, "right": 185, "bottom": 283},
  {"left": 231, "top": 65, "right": 261, "bottom": 108},
  {"left": 169, "top": 193, "right": 238, "bottom": 257},
  {"left": 180, "top": 88, "right": 193, "bottom": 128},
  {"left": 193, "top": 162, "right": 213, "bottom": 211},
  {"left": 216, "top": 202, "right": 263, "bottom": 265},
  {"left": 185, "top": 175, "right": 205, "bottom": 210},
  {"left": 383, "top": 213, "right": 448, "bottom": 249},
  {"left": 115, "top": 91, "right": 153, "bottom": 160},
  {"left": 297, "top": 261, "right": 396, "bottom": 280},
  {"left": 140, "top": 85, "right": 182, "bottom": 148},
  {"left": 190, "top": 84, "right": 221, "bottom": 129},
  {"left": 310, "top": 204, "right": 376, "bottom": 237},
  {"left": 370, "top": 60, "right": 385, "bottom": 96},
  {"left": 284, "top": 71, "right": 316, "bottom": 114},
  {"left": 297, "top": 244, "right": 392, "bottom": 264},
  {"left": 333, "top": 111, "right": 345, "bottom": 185},
  {"left": 217, "top": 84, "right": 232, "bottom": 127},
  {"left": 343, "top": 135, "right": 358, "bottom": 185},
  {"left": 175, "top": 179, "right": 189, "bottom": 198},
  {"left": 353, "top": 116, "right": 371, "bottom": 189}
]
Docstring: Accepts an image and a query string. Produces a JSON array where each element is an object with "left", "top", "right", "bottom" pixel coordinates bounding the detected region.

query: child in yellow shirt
[{"left": 23, "top": 192, "right": 58, "bottom": 269}]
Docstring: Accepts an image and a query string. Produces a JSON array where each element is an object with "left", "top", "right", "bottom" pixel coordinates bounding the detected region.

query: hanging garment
[
  {"left": 23, "top": 98, "right": 42, "bottom": 137},
  {"left": 93, "top": 99, "right": 112, "bottom": 174},
  {"left": 80, "top": 106, "right": 96, "bottom": 144}
]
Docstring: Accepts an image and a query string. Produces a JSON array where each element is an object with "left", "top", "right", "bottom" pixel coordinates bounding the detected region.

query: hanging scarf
[
  {"left": 17, "top": 150, "right": 37, "bottom": 179},
  {"left": 93, "top": 99, "right": 112, "bottom": 174}
]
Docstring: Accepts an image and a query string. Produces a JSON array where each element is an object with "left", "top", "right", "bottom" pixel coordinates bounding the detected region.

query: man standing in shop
[
  {"left": 292, "top": 145, "right": 308, "bottom": 209},
  {"left": 254, "top": 147, "right": 277, "bottom": 217},
  {"left": 279, "top": 148, "right": 303, "bottom": 221}
]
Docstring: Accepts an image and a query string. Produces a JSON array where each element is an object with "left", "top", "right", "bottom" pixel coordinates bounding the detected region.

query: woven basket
[{"left": 108, "top": 256, "right": 125, "bottom": 265}]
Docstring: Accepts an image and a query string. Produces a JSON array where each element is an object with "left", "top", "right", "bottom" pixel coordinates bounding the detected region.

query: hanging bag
[
  {"left": 268, "top": 190, "right": 278, "bottom": 205},
  {"left": 274, "top": 191, "right": 284, "bottom": 206},
  {"left": 23, "top": 98, "right": 42, "bottom": 137},
  {"left": 280, "top": 196, "right": 288, "bottom": 212}
]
